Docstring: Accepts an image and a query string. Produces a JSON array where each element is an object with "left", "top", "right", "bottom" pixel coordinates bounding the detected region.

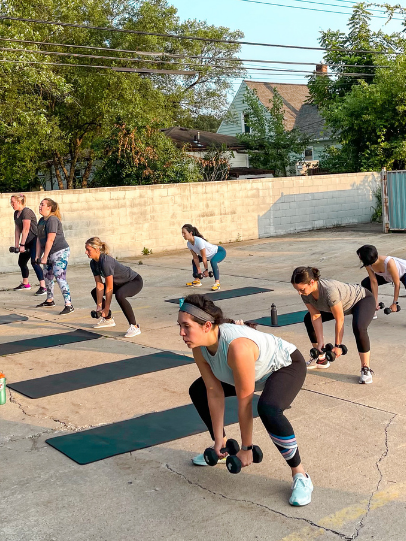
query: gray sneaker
[{"left": 359, "top": 366, "right": 374, "bottom": 384}]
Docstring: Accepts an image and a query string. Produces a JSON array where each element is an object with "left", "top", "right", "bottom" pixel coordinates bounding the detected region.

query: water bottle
[
  {"left": 271, "top": 304, "right": 278, "bottom": 326},
  {"left": 179, "top": 297, "right": 185, "bottom": 308},
  {"left": 0, "top": 372, "right": 6, "bottom": 405}
]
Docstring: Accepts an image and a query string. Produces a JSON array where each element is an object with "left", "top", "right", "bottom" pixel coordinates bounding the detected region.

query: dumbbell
[
  {"left": 9, "top": 246, "right": 29, "bottom": 253},
  {"left": 226, "top": 445, "right": 264, "bottom": 474},
  {"left": 384, "top": 303, "right": 401, "bottom": 315},
  {"left": 204, "top": 438, "right": 240, "bottom": 466},
  {"left": 378, "top": 302, "right": 385, "bottom": 310},
  {"left": 90, "top": 309, "right": 112, "bottom": 319},
  {"left": 193, "top": 271, "right": 214, "bottom": 280},
  {"left": 309, "top": 347, "right": 324, "bottom": 360},
  {"left": 324, "top": 343, "right": 348, "bottom": 362}
]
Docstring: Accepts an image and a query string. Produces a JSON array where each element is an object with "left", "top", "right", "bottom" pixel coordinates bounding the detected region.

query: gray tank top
[{"left": 201, "top": 323, "right": 296, "bottom": 391}]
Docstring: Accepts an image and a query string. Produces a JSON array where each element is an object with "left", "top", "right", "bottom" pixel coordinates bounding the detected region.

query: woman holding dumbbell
[
  {"left": 10, "top": 194, "right": 46, "bottom": 295},
  {"left": 85, "top": 237, "right": 143, "bottom": 338},
  {"left": 36, "top": 198, "right": 74, "bottom": 315},
  {"left": 357, "top": 244, "right": 405, "bottom": 316},
  {"left": 291, "top": 267, "right": 376, "bottom": 384},
  {"left": 181, "top": 224, "right": 226, "bottom": 291},
  {"left": 178, "top": 293, "right": 313, "bottom": 507}
]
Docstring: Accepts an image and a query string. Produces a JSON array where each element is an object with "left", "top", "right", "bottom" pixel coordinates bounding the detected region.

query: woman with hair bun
[
  {"left": 291, "top": 266, "right": 375, "bottom": 384},
  {"left": 85, "top": 237, "right": 143, "bottom": 338},
  {"left": 181, "top": 224, "right": 226, "bottom": 291},
  {"left": 36, "top": 198, "right": 73, "bottom": 315},
  {"left": 178, "top": 293, "right": 313, "bottom": 507},
  {"left": 10, "top": 194, "right": 46, "bottom": 294}
]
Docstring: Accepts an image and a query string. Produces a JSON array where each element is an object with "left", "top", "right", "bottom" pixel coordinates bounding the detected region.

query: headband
[{"left": 179, "top": 302, "right": 215, "bottom": 323}]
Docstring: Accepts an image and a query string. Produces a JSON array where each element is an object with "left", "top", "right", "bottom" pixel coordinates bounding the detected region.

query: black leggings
[
  {"left": 303, "top": 292, "right": 376, "bottom": 353},
  {"left": 189, "top": 349, "right": 306, "bottom": 468},
  {"left": 18, "top": 236, "right": 44, "bottom": 282},
  {"left": 361, "top": 274, "right": 406, "bottom": 291},
  {"left": 91, "top": 275, "right": 143, "bottom": 325}
]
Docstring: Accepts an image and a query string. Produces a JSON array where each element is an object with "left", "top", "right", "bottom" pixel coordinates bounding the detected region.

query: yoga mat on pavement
[
  {"left": 166, "top": 287, "right": 273, "bottom": 304},
  {"left": 46, "top": 395, "right": 260, "bottom": 465},
  {"left": 248, "top": 311, "right": 308, "bottom": 327},
  {"left": 0, "top": 329, "right": 101, "bottom": 356},
  {"left": 0, "top": 314, "right": 28, "bottom": 325},
  {"left": 8, "top": 351, "right": 194, "bottom": 398}
]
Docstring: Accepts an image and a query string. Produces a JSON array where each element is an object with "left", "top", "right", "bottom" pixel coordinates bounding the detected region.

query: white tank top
[
  {"left": 200, "top": 323, "right": 296, "bottom": 391},
  {"left": 375, "top": 256, "right": 406, "bottom": 283}
]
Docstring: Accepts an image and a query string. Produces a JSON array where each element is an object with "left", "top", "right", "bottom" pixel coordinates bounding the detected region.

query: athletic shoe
[
  {"left": 359, "top": 366, "right": 374, "bottom": 384},
  {"left": 289, "top": 473, "right": 313, "bottom": 506},
  {"left": 59, "top": 305, "right": 74, "bottom": 316},
  {"left": 93, "top": 317, "right": 115, "bottom": 328},
  {"left": 14, "top": 283, "right": 31, "bottom": 291},
  {"left": 211, "top": 283, "right": 221, "bottom": 291},
  {"left": 306, "top": 356, "right": 330, "bottom": 370},
  {"left": 36, "top": 300, "right": 55, "bottom": 307},
  {"left": 186, "top": 280, "right": 202, "bottom": 287},
  {"left": 373, "top": 311, "right": 377, "bottom": 320},
  {"left": 192, "top": 453, "right": 227, "bottom": 466},
  {"left": 34, "top": 287, "right": 47, "bottom": 296},
  {"left": 124, "top": 324, "right": 141, "bottom": 338}
]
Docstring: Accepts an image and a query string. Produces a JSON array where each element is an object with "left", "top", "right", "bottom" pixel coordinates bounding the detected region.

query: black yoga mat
[
  {"left": 0, "top": 329, "right": 101, "bottom": 356},
  {"left": 248, "top": 311, "right": 308, "bottom": 327},
  {"left": 166, "top": 287, "right": 273, "bottom": 304},
  {"left": 8, "top": 351, "right": 194, "bottom": 399},
  {"left": 46, "top": 395, "right": 260, "bottom": 465},
  {"left": 0, "top": 314, "right": 28, "bottom": 325}
]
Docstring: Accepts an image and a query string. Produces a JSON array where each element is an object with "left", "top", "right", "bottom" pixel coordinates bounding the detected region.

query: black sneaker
[
  {"left": 34, "top": 287, "right": 47, "bottom": 296},
  {"left": 59, "top": 305, "right": 74, "bottom": 316},
  {"left": 14, "top": 283, "right": 31, "bottom": 291},
  {"left": 36, "top": 300, "right": 55, "bottom": 307}
]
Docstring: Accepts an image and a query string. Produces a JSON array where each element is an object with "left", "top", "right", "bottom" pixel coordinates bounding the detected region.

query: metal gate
[{"left": 382, "top": 169, "right": 406, "bottom": 232}]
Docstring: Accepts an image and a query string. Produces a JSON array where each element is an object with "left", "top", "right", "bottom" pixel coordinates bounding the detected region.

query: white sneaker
[
  {"left": 359, "top": 366, "right": 374, "bottom": 384},
  {"left": 289, "top": 473, "right": 313, "bottom": 506},
  {"left": 306, "top": 356, "right": 330, "bottom": 370},
  {"left": 192, "top": 453, "right": 227, "bottom": 466},
  {"left": 373, "top": 311, "right": 377, "bottom": 320},
  {"left": 124, "top": 324, "right": 141, "bottom": 338},
  {"left": 93, "top": 317, "right": 116, "bottom": 328}
]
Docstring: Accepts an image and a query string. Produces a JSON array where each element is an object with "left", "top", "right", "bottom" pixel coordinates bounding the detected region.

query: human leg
[
  {"left": 27, "top": 237, "right": 45, "bottom": 289},
  {"left": 351, "top": 293, "right": 376, "bottom": 383},
  {"left": 17, "top": 250, "right": 31, "bottom": 286},
  {"left": 114, "top": 276, "right": 143, "bottom": 325},
  {"left": 209, "top": 246, "right": 226, "bottom": 282},
  {"left": 50, "top": 248, "right": 72, "bottom": 307},
  {"left": 361, "top": 274, "right": 390, "bottom": 292}
]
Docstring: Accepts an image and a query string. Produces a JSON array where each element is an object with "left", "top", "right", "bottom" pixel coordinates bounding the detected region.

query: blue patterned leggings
[{"left": 44, "top": 248, "right": 72, "bottom": 305}]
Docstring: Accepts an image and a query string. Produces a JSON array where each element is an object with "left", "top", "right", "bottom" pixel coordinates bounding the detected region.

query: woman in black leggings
[
  {"left": 178, "top": 293, "right": 313, "bottom": 507},
  {"left": 85, "top": 237, "right": 143, "bottom": 338},
  {"left": 291, "top": 267, "right": 375, "bottom": 384}
]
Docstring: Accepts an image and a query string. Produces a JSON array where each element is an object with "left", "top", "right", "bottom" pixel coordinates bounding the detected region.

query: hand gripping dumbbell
[
  {"left": 226, "top": 444, "right": 264, "bottom": 474},
  {"left": 204, "top": 438, "right": 240, "bottom": 466},
  {"left": 193, "top": 271, "right": 214, "bottom": 280},
  {"left": 90, "top": 309, "right": 112, "bottom": 319},
  {"left": 384, "top": 303, "right": 401, "bottom": 315},
  {"left": 324, "top": 343, "right": 348, "bottom": 362},
  {"left": 309, "top": 347, "right": 324, "bottom": 360},
  {"left": 9, "top": 246, "right": 29, "bottom": 253}
]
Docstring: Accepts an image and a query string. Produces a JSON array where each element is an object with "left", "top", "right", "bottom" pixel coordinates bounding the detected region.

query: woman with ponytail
[
  {"left": 178, "top": 294, "right": 313, "bottom": 506},
  {"left": 291, "top": 267, "right": 375, "bottom": 384},
  {"left": 10, "top": 194, "right": 46, "bottom": 295},
  {"left": 85, "top": 237, "right": 143, "bottom": 338},
  {"left": 36, "top": 198, "right": 73, "bottom": 315},
  {"left": 181, "top": 224, "right": 226, "bottom": 291}
]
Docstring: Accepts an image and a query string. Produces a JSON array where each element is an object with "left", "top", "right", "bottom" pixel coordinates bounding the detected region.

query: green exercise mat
[
  {"left": 0, "top": 329, "right": 101, "bottom": 356},
  {"left": 249, "top": 311, "right": 308, "bottom": 327},
  {"left": 46, "top": 395, "right": 260, "bottom": 465},
  {"left": 0, "top": 314, "right": 28, "bottom": 325},
  {"left": 8, "top": 351, "right": 194, "bottom": 398},
  {"left": 166, "top": 287, "right": 273, "bottom": 304}
]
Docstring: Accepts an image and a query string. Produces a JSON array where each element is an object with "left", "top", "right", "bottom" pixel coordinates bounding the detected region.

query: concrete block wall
[{"left": 0, "top": 171, "right": 379, "bottom": 273}]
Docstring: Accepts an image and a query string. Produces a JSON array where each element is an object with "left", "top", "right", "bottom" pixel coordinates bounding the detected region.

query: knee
[
  {"left": 360, "top": 277, "right": 370, "bottom": 290},
  {"left": 303, "top": 312, "right": 311, "bottom": 328},
  {"left": 257, "top": 399, "right": 282, "bottom": 422},
  {"left": 189, "top": 377, "right": 205, "bottom": 402}
]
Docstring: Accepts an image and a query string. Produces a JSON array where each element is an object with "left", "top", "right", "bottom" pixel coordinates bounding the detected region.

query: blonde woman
[
  {"left": 35, "top": 198, "right": 73, "bottom": 315},
  {"left": 85, "top": 237, "right": 143, "bottom": 338},
  {"left": 10, "top": 194, "right": 46, "bottom": 294}
]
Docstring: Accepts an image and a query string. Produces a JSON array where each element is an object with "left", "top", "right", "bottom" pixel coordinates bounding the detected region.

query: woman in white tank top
[
  {"left": 177, "top": 293, "right": 313, "bottom": 507},
  {"left": 357, "top": 244, "right": 406, "bottom": 313}
]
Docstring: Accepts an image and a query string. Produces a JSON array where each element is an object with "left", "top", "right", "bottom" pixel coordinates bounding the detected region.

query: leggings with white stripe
[{"left": 189, "top": 349, "right": 306, "bottom": 468}]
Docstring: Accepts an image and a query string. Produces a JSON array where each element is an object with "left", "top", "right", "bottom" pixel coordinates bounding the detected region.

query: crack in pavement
[
  {"left": 302, "top": 388, "right": 397, "bottom": 415},
  {"left": 349, "top": 413, "right": 397, "bottom": 540},
  {"left": 164, "top": 463, "right": 348, "bottom": 540}
]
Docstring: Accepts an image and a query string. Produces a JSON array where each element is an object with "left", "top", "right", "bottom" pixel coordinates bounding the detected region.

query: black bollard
[{"left": 271, "top": 303, "right": 278, "bottom": 326}]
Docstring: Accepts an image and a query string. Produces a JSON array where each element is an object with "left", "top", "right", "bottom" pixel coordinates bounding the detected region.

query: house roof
[
  {"left": 244, "top": 81, "right": 329, "bottom": 139},
  {"left": 162, "top": 127, "right": 246, "bottom": 151}
]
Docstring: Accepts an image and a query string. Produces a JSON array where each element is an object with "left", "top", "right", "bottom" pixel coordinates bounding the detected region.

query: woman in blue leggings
[{"left": 182, "top": 224, "right": 226, "bottom": 291}]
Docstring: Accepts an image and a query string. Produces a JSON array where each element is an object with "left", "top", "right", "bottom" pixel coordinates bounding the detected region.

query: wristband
[
  {"left": 335, "top": 344, "right": 342, "bottom": 349},
  {"left": 19, "top": 243, "right": 25, "bottom": 247},
  {"left": 241, "top": 445, "right": 253, "bottom": 451}
]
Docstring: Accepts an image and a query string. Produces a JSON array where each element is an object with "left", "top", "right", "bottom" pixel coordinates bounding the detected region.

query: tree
[{"left": 237, "top": 88, "right": 311, "bottom": 177}]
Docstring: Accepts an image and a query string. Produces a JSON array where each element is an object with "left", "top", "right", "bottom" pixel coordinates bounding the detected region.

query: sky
[{"left": 170, "top": 0, "right": 404, "bottom": 93}]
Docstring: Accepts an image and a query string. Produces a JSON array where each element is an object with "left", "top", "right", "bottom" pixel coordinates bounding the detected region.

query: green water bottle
[{"left": 0, "top": 372, "right": 6, "bottom": 405}]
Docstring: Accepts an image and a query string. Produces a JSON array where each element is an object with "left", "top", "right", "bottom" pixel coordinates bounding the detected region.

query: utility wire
[{"left": 241, "top": 0, "right": 391, "bottom": 15}]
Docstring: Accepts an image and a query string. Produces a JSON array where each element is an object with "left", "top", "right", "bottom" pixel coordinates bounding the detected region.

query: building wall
[
  {"left": 188, "top": 151, "right": 249, "bottom": 168},
  {"left": 0, "top": 172, "right": 379, "bottom": 273}
]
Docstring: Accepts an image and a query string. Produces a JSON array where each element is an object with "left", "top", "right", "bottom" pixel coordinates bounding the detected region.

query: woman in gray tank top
[
  {"left": 178, "top": 294, "right": 313, "bottom": 507},
  {"left": 291, "top": 266, "right": 376, "bottom": 384}
]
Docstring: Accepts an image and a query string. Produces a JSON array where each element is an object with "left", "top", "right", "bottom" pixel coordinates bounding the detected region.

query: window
[
  {"left": 243, "top": 113, "right": 251, "bottom": 134},
  {"left": 304, "top": 148, "right": 313, "bottom": 161}
]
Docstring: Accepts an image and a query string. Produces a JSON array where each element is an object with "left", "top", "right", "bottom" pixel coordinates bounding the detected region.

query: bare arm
[
  {"left": 330, "top": 302, "right": 345, "bottom": 348},
  {"left": 14, "top": 224, "right": 21, "bottom": 248},
  {"left": 19, "top": 219, "right": 31, "bottom": 252},
  {"left": 41, "top": 232, "right": 56, "bottom": 262},
  {"left": 102, "top": 275, "right": 114, "bottom": 316},
  {"left": 199, "top": 248, "right": 209, "bottom": 276},
  {"left": 94, "top": 276, "right": 104, "bottom": 310},
  {"left": 386, "top": 259, "right": 401, "bottom": 310},
  {"left": 189, "top": 249, "right": 201, "bottom": 273}
]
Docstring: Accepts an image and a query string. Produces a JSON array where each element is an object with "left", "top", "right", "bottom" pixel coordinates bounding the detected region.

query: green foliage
[
  {"left": 141, "top": 247, "right": 153, "bottom": 255},
  {"left": 195, "top": 144, "right": 233, "bottom": 182},
  {"left": 237, "top": 88, "right": 311, "bottom": 177},
  {"left": 371, "top": 185, "right": 382, "bottom": 222}
]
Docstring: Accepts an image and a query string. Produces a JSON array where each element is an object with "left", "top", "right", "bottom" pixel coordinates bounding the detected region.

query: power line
[
  {"left": 241, "top": 0, "right": 391, "bottom": 15},
  {"left": 0, "top": 14, "right": 400, "bottom": 54}
]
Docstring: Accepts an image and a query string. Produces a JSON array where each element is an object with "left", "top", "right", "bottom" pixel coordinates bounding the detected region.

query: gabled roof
[
  {"left": 244, "top": 81, "right": 328, "bottom": 139},
  {"left": 162, "top": 127, "right": 246, "bottom": 151}
]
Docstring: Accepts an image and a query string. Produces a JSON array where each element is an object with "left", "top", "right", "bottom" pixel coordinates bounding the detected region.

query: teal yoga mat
[
  {"left": 0, "top": 314, "right": 28, "bottom": 325},
  {"left": 249, "top": 311, "right": 308, "bottom": 327},
  {"left": 166, "top": 287, "right": 273, "bottom": 304},
  {"left": 46, "top": 395, "right": 260, "bottom": 465},
  {"left": 8, "top": 351, "right": 194, "bottom": 398}
]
